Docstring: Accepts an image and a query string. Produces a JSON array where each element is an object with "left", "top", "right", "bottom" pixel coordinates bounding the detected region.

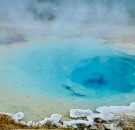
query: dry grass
[
  {"left": 0, "top": 114, "right": 72, "bottom": 130},
  {"left": 1, "top": 114, "right": 135, "bottom": 130},
  {"left": 0, "top": 114, "right": 26, "bottom": 129}
]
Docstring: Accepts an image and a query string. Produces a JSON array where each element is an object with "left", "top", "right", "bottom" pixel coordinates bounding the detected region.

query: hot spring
[{"left": 0, "top": 37, "right": 135, "bottom": 120}]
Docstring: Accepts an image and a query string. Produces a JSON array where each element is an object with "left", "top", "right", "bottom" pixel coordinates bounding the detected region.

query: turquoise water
[{"left": 0, "top": 38, "right": 135, "bottom": 102}]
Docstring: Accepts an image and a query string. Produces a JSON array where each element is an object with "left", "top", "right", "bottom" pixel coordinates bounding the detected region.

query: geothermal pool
[{"left": 0, "top": 37, "right": 135, "bottom": 120}]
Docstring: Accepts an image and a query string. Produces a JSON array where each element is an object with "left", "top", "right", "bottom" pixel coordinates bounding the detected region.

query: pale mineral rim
[{"left": 1, "top": 102, "right": 135, "bottom": 128}]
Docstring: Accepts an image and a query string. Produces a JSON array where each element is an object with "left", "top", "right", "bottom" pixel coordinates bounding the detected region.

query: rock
[
  {"left": 96, "top": 103, "right": 135, "bottom": 115},
  {"left": 103, "top": 123, "right": 115, "bottom": 130},
  {"left": 38, "top": 120, "right": 46, "bottom": 126},
  {"left": 12, "top": 112, "right": 24, "bottom": 121},
  {"left": 63, "top": 120, "right": 91, "bottom": 127},
  {"left": 50, "top": 114, "right": 62, "bottom": 124},
  {"left": 70, "top": 109, "right": 93, "bottom": 118},
  {"left": 38, "top": 114, "right": 62, "bottom": 126},
  {"left": 93, "top": 113, "right": 114, "bottom": 121},
  {"left": 94, "top": 118, "right": 102, "bottom": 123},
  {"left": 19, "top": 121, "right": 26, "bottom": 125},
  {"left": 26, "top": 121, "right": 33, "bottom": 126}
]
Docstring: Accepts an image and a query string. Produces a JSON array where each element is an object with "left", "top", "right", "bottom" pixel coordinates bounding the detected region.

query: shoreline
[
  {"left": 1, "top": 103, "right": 135, "bottom": 129},
  {"left": 1, "top": 85, "right": 135, "bottom": 122}
]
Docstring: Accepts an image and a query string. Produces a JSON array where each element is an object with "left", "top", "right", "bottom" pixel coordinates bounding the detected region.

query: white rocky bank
[{"left": 1, "top": 103, "right": 135, "bottom": 129}]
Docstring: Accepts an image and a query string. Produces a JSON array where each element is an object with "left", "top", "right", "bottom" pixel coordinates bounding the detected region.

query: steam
[
  {"left": 0, "top": 0, "right": 135, "bottom": 43},
  {"left": 0, "top": 0, "right": 133, "bottom": 24}
]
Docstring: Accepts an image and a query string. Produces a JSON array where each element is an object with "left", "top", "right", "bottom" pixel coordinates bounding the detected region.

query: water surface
[{"left": 0, "top": 37, "right": 135, "bottom": 120}]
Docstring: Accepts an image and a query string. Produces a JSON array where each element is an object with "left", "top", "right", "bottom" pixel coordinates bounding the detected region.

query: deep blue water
[
  {"left": 0, "top": 38, "right": 135, "bottom": 101},
  {"left": 71, "top": 56, "right": 135, "bottom": 93}
]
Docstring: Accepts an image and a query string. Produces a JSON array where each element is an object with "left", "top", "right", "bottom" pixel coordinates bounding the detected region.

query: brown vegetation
[
  {"left": 1, "top": 114, "right": 135, "bottom": 130},
  {"left": 0, "top": 114, "right": 25, "bottom": 129},
  {"left": 0, "top": 114, "right": 71, "bottom": 130}
]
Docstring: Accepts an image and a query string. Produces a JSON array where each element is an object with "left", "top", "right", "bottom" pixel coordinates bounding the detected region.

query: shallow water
[{"left": 0, "top": 37, "right": 135, "bottom": 120}]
